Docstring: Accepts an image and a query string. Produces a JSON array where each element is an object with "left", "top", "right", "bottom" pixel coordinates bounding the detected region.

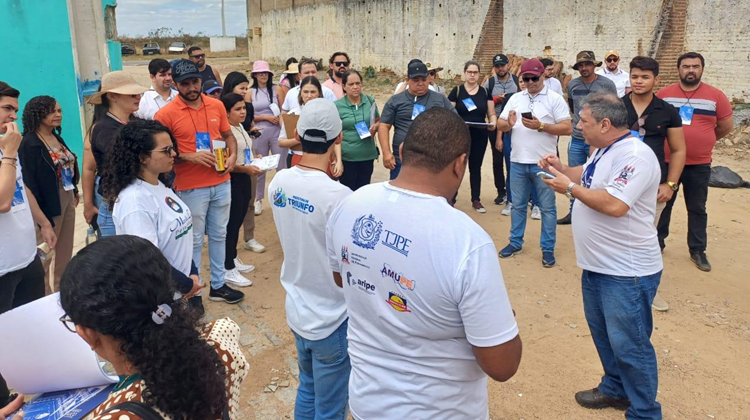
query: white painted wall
[{"left": 211, "top": 36, "right": 237, "bottom": 52}]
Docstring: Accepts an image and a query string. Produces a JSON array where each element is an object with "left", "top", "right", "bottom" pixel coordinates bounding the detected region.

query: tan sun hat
[
  {"left": 424, "top": 61, "right": 444, "bottom": 73},
  {"left": 283, "top": 62, "right": 299, "bottom": 74},
  {"left": 87, "top": 71, "right": 149, "bottom": 105}
]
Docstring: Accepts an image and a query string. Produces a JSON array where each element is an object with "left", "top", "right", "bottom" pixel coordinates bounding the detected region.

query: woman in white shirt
[
  {"left": 221, "top": 93, "right": 265, "bottom": 286},
  {"left": 99, "top": 120, "right": 202, "bottom": 310}
]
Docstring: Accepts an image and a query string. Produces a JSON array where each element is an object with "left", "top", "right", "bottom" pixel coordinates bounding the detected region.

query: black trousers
[
  {"left": 340, "top": 160, "right": 374, "bottom": 191},
  {"left": 225, "top": 173, "right": 252, "bottom": 270},
  {"left": 657, "top": 164, "right": 711, "bottom": 253},
  {"left": 0, "top": 256, "right": 45, "bottom": 402},
  {"left": 487, "top": 129, "right": 507, "bottom": 199}
]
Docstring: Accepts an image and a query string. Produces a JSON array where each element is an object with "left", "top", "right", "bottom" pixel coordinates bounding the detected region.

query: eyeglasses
[
  {"left": 428, "top": 71, "right": 436, "bottom": 77},
  {"left": 190, "top": 54, "right": 206, "bottom": 59},
  {"left": 522, "top": 76, "right": 540, "bottom": 83},
  {"left": 606, "top": 58, "right": 619, "bottom": 63},
  {"left": 465, "top": 71, "right": 480, "bottom": 75},
  {"left": 334, "top": 61, "right": 349, "bottom": 67},
  {"left": 59, "top": 314, "right": 76, "bottom": 333},
  {"left": 152, "top": 145, "right": 175, "bottom": 155}
]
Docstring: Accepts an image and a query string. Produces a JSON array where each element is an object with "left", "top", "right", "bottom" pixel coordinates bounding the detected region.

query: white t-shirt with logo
[
  {"left": 499, "top": 87, "right": 571, "bottom": 164},
  {"left": 325, "top": 182, "right": 518, "bottom": 420},
  {"left": 268, "top": 166, "right": 352, "bottom": 340},
  {"left": 113, "top": 179, "right": 194, "bottom": 277},
  {"left": 0, "top": 153, "right": 37, "bottom": 277},
  {"left": 572, "top": 135, "right": 663, "bottom": 276}
]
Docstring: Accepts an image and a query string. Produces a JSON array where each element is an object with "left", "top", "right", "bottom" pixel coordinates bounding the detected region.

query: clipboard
[{"left": 283, "top": 114, "right": 300, "bottom": 140}]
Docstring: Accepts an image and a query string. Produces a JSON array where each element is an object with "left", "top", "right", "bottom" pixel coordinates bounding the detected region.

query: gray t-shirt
[
  {"left": 380, "top": 90, "right": 456, "bottom": 147},
  {"left": 483, "top": 75, "right": 520, "bottom": 115},
  {"left": 567, "top": 75, "right": 617, "bottom": 139}
]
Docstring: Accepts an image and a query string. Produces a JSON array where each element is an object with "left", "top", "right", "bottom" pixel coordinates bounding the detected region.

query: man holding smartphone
[{"left": 496, "top": 59, "right": 572, "bottom": 268}]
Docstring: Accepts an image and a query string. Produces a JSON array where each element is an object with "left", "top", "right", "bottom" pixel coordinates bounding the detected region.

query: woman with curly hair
[
  {"left": 100, "top": 119, "right": 202, "bottom": 306},
  {"left": 59, "top": 235, "right": 248, "bottom": 419},
  {"left": 18, "top": 95, "right": 79, "bottom": 294}
]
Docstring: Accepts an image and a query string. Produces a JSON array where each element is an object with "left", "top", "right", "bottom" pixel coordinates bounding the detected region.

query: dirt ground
[{"left": 82, "top": 61, "right": 750, "bottom": 419}]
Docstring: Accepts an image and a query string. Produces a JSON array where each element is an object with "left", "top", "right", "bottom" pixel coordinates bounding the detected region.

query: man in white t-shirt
[
  {"left": 496, "top": 59, "right": 572, "bottom": 268},
  {"left": 281, "top": 59, "right": 337, "bottom": 112},
  {"left": 539, "top": 93, "right": 662, "bottom": 419},
  {"left": 326, "top": 108, "right": 521, "bottom": 420},
  {"left": 135, "top": 59, "right": 178, "bottom": 120},
  {"left": 540, "top": 58, "right": 564, "bottom": 96},
  {"left": 0, "top": 82, "right": 57, "bottom": 408},
  {"left": 596, "top": 50, "right": 631, "bottom": 97},
  {"left": 268, "top": 98, "right": 352, "bottom": 419}
]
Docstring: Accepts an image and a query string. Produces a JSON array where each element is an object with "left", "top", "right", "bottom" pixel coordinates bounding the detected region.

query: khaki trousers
[{"left": 37, "top": 186, "right": 76, "bottom": 294}]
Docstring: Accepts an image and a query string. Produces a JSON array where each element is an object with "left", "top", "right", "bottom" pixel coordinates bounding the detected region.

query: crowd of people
[{"left": 0, "top": 45, "right": 734, "bottom": 420}]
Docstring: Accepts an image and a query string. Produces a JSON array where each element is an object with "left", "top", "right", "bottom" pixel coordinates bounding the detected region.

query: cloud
[{"left": 116, "top": 0, "right": 247, "bottom": 37}]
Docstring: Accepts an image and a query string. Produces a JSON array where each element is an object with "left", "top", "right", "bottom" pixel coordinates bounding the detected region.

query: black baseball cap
[
  {"left": 171, "top": 59, "right": 202, "bottom": 83},
  {"left": 408, "top": 60, "right": 428, "bottom": 79},
  {"left": 493, "top": 54, "right": 509, "bottom": 66},
  {"left": 202, "top": 80, "right": 222, "bottom": 94}
]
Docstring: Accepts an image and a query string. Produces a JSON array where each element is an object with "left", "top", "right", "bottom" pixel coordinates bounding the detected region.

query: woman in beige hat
[
  {"left": 278, "top": 61, "right": 299, "bottom": 116},
  {"left": 81, "top": 71, "right": 148, "bottom": 237}
]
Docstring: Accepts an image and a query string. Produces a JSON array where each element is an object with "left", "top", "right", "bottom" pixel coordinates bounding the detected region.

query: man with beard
[
  {"left": 656, "top": 52, "right": 733, "bottom": 272},
  {"left": 596, "top": 50, "right": 631, "bottom": 98},
  {"left": 136, "top": 58, "right": 178, "bottom": 120},
  {"left": 155, "top": 59, "right": 245, "bottom": 310},
  {"left": 558, "top": 51, "right": 617, "bottom": 225},
  {"left": 188, "top": 46, "right": 222, "bottom": 85},
  {"left": 323, "top": 52, "right": 350, "bottom": 99},
  {"left": 540, "top": 58, "right": 564, "bottom": 96}
]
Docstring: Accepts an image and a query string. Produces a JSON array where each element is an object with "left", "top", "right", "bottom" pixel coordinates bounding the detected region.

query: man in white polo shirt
[
  {"left": 596, "top": 50, "right": 631, "bottom": 98},
  {"left": 326, "top": 108, "right": 521, "bottom": 420},
  {"left": 269, "top": 98, "right": 352, "bottom": 419},
  {"left": 135, "top": 59, "right": 178, "bottom": 120},
  {"left": 539, "top": 92, "right": 662, "bottom": 419},
  {"left": 496, "top": 58, "right": 572, "bottom": 268}
]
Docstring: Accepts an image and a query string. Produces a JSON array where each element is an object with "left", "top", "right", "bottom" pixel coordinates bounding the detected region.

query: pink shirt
[{"left": 322, "top": 77, "right": 345, "bottom": 99}]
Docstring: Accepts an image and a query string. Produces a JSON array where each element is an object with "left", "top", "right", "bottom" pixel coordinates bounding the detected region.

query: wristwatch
[
  {"left": 565, "top": 182, "right": 576, "bottom": 199},
  {"left": 537, "top": 122, "right": 545, "bottom": 133},
  {"left": 667, "top": 181, "right": 679, "bottom": 192}
]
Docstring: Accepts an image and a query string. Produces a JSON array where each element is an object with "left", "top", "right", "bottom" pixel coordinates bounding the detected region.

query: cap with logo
[
  {"left": 86, "top": 71, "right": 148, "bottom": 105},
  {"left": 297, "top": 98, "right": 342, "bottom": 143},
  {"left": 171, "top": 59, "right": 202, "bottom": 83},
  {"left": 605, "top": 49, "right": 620, "bottom": 59},
  {"left": 520, "top": 59, "right": 545, "bottom": 77},
  {"left": 493, "top": 54, "right": 510, "bottom": 66},
  {"left": 573, "top": 50, "right": 603, "bottom": 70},
  {"left": 202, "top": 80, "right": 222, "bottom": 94}
]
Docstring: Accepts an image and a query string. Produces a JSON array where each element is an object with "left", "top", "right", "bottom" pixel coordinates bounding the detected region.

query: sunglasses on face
[
  {"left": 334, "top": 61, "right": 349, "bottom": 67},
  {"left": 428, "top": 71, "right": 436, "bottom": 76},
  {"left": 606, "top": 58, "right": 619, "bottom": 63},
  {"left": 152, "top": 145, "right": 175, "bottom": 155},
  {"left": 190, "top": 54, "right": 206, "bottom": 59},
  {"left": 522, "top": 76, "right": 540, "bottom": 83}
]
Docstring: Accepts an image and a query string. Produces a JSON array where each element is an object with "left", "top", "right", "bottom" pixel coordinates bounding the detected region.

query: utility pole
[{"left": 221, "top": 0, "right": 227, "bottom": 36}]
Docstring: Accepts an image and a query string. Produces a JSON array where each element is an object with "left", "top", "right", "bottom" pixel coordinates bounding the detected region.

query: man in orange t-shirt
[{"left": 155, "top": 59, "right": 245, "bottom": 310}]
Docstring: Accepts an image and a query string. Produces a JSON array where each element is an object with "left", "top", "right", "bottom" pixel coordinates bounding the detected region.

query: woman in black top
[
  {"left": 19, "top": 96, "right": 79, "bottom": 294},
  {"left": 448, "top": 60, "right": 497, "bottom": 213},
  {"left": 222, "top": 71, "right": 256, "bottom": 132}
]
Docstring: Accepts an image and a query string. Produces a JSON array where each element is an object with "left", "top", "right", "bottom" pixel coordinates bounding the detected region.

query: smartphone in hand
[{"left": 521, "top": 112, "right": 533, "bottom": 120}]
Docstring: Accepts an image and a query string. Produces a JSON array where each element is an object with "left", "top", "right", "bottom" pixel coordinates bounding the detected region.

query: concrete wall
[{"left": 211, "top": 36, "right": 238, "bottom": 52}]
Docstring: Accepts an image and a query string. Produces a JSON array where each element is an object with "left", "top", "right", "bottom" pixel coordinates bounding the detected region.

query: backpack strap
[
  {"left": 488, "top": 76, "right": 495, "bottom": 96},
  {"left": 103, "top": 401, "right": 163, "bottom": 419}
]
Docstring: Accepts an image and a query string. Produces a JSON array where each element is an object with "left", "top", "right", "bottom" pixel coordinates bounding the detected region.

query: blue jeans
[
  {"left": 390, "top": 145, "right": 403, "bottom": 180},
  {"left": 176, "top": 180, "right": 231, "bottom": 290},
  {"left": 509, "top": 163, "right": 556, "bottom": 251},
  {"left": 582, "top": 270, "right": 662, "bottom": 420},
  {"left": 503, "top": 132, "right": 538, "bottom": 206},
  {"left": 95, "top": 176, "right": 116, "bottom": 237},
  {"left": 293, "top": 319, "right": 350, "bottom": 420},
  {"left": 567, "top": 137, "right": 590, "bottom": 211}
]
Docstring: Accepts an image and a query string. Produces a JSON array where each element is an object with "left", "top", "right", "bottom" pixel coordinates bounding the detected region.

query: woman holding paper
[
  {"left": 221, "top": 93, "right": 266, "bottom": 285},
  {"left": 335, "top": 70, "right": 380, "bottom": 191},
  {"left": 448, "top": 60, "right": 497, "bottom": 213},
  {"left": 248, "top": 61, "right": 285, "bottom": 216},
  {"left": 59, "top": 235, "right": 248, "bottom": 419}
]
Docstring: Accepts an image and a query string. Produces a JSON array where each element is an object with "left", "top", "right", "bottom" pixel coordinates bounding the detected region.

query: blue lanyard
[{"left": 581, "top": 133, "right": 632, "bottom": 189}]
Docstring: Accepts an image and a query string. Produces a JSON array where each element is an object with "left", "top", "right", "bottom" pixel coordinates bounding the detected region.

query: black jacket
[{"left": 18, "top": 132, "right": 80, "bottom": 226}]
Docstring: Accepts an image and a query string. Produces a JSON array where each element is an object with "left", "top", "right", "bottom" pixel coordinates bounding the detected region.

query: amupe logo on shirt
[
  {"left": 381, "top": 263, "right": 415, "bottom": 291},
  {"left": 165, "top": 196, "right": 183, "bottom": 213}
]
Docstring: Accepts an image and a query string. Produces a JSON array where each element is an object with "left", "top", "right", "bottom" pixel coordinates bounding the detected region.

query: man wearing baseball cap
[
  {"left": 559, "top": 51, "right": 617, "bottom": 225},
  {"left": 596, "top": 50, "right": 631, "bottom": 97},
  {"left": 379, "top": 59, "right": 455, "bottom": 179},
  {"left": 497, "top": 58, "right": 572, "bottom": 267},
  {"left": 268, "top": 98, "right": 352, "bottom": 419},
  {"left": 155, "top": 59, "right": 245, "bottom": 310},
  {"left": 202, "top": 80, "right": 223, "bottom": 99}
]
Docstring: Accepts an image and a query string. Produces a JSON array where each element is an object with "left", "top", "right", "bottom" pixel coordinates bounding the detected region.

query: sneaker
[
  {"left": 254, "top": 200, "right": 262, "bottom": 216},
  {"left": 690, "top": 252, "right": 712, "bottom": 272},
  {"left": 530, "top": 205, "right": 541, "bottom": 220},
  {"left": 494, "top": 194, "right": 506, "bottom": 205},
  {"left": 209, "top": 284, "right": 245, "bottom": 303},
  {"left": 542, "top": 251, "right": 556, "bottom": 268},
  {"left": 233, "top": 257, "right": 255, "bottom": 273},
  {"left": 557, "top": 212, "right": 572, "bottom": 225},
  {"left": 244, "top": 238, "right": 266, "bottom": 253},
  {"left": 499, "top": 244, "right": 522, "bottom": 258},
  {"left": 224, "top": 268, "right": 252, "bottom": 287},
  {"left": 472, "top": 200, "right": 486, "bottom": 213},
  {"left": 188, "top": 296, "right": 205, "bottom": 317},
  {"left": 575, "top": 388, "right": 630, "bottom": 411},
  {"left": 501, "top": 202, "right": 513, "bottom": 216},
  {"left": 652, "top": 292, "right": 669, "bottom": 312}
]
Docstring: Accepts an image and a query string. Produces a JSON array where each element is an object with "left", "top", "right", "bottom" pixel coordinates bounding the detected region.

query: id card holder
[
  {"left": 196, "top": 132, "right": 211, "bottom": 152},
  {"left": 412, "top": 104, "right": 426, "bottom": 120},
  {"left": 679, "top": 105, "right": 694, "bottom": 126},
  {"left": 11, "top": 179, "right": 26, "bottom": 212},
  {"left": 355, "top": 121, "right": 371, "bottom": 139},
  {"left": 244, "top": 148, "right": 252, "bottom": 165},
  {"left": 630, "top": 130, "right": 644, "bottom": 141},
  {"left": 462, "top": 98, "right": 477, "bottom": 112},
  {"left": 61, "top": 166, "right": 75, "bottom": 191}
]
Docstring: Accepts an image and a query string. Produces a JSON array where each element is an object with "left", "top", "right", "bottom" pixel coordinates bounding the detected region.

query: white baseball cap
[{"left": 297, "top": 98, "right": 342, "bottom": 142}]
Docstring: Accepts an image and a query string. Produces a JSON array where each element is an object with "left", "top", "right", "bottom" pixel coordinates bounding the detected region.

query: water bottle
[{"left": 86, "top": 226, "right": 97, "bottom": 246}]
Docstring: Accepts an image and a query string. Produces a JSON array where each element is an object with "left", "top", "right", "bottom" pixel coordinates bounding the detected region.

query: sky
[{"left": 116, "top": 0, "right": 248, "bottom": 37}]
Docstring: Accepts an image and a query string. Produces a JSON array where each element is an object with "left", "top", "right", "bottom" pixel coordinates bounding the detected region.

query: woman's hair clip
[{"left": 151, "top": 303, "right": 173, "bottom": 325}]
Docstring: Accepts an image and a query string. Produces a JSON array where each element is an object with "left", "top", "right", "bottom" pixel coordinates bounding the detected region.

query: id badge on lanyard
[
  {"left": 679, "top": 105, "right": 694, "bottom": 126},
  {"left": 462, "top": 98, "right": 477, "bottom": 112},
  {"left": 244, "top": 148, "right": 252, "bottom": 165},
  {"left": 196, "top": 132, "right": 211, "bottom": 152},
  {"left": 11, "top": 178, "right": 27, "bottom": 212},
  {"left": 355, "top": 121, "right": 371, "bottom": 139},
  {"left": 61, "top": 166, "right": 75, "bottom": 191},
  {"left": 412, "top": 104, "right": 426, "bottom": 120}
]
